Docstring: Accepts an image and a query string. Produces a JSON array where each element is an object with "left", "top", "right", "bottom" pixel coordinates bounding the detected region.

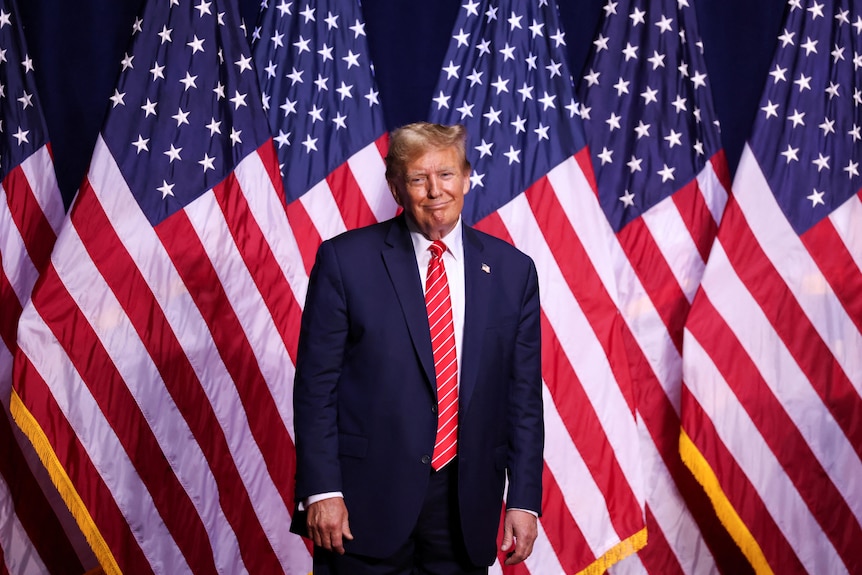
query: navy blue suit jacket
[{"left": 291, "top": 215, "right": 543, "bottom": 566}]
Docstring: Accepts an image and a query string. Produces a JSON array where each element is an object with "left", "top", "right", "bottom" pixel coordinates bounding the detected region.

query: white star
[
  {"left": 235, "top": 54, "right": 253, "bottom": 73},
  {"left": 606, "top": 112, "right": 621, "bottom": 131},
  {"left": 196, "top": 0, "right": 212, "bottom": 16},
  {"left": 517, "top": 82, "right": 534, "bottom": 101},
  {"left": 583, "top": 69, "right": 600, "bottom": 86},
  {"left": 504, "top": 146, "right": 521, "bottom": 164},
  {"left": 475, "top": 139, "right": 493, "bottom": 157},
  {"left": 546, "top": 60, "right": 562, "bottom": 78},
  {"left": 648, "top": 50, "right": 665, "bottom": 69},
  {"left": 172, "top": 108, "right": 190, "bottom": 126},
  {"left": 467, "top": 69, "right": 483, "bottom": 86},
  {"left": 511, "top": 116, "right": 526, "bottom": 134},
  {"left": 280, "top": 98, "right": 297, "bottom": 116},
  {"left": 598, "top": 147, "right": 613, "bottom": 164},
  {"left": 492, "top": 76, "right": 510, "bottom": 94},
  {"left": 230, "top": 128, "right": 242, "bottom": 145},
  {"left": 787, "top": 109, "right": 805, "bottom": 127},
  {"left": 622, "top": 42, "right": 638, "bottom": 61},
  {"left": 808, "top": 1, "right": 824, "bottom": 19},
  {"left": 807, "top": 189, "right": 825, "bottom": 207},
  {"left": 594, "top": 34, "right": 609, "bottom": 52},
  {"left": 213, "top": 82, "right": 225, "bottom": 99},
  {"left": 476, "top": 39, "right": 491, "bottom": 56},
  {"left": 314, "top": 74, "right": 329, "bottom": 91},
  {"left": 318, "top": 43, "right": 333, "bottom": 62},
  {"left": 641, "top": 86, "right": 658, "bottom": 105},
  {"left": 619, "top": 190, "right": 635, "bottom": 206},
  {"left": 302, "top": 134, "right": 318, "bottom": 153},
  {"left": 831, "top": 44, "right": 844, "bottom": 63},
  {"left": 453, "top": 28, "right": 470, "bottom": 47},
  {"left": 294, "top": 36, "right": 310, "bottom": 54},
  {"left": 17, "top": 91, "right": 32, "bottom": 109},
  {"left": 300, "top": 5, "right": 315, "bottom": 22},
  {"left": 470, "top": 172, "right": 485, "bottom": 188},
  {"left": 230, "top": 91, "right": 247, "bottom": 109},
  {"left": 187, "top": 35, "right": 205, "bottom": 53},
  {"left": 264, "top": 60, "right": 277, "bottom": 78},
  {"left": 761, "top": 100, "right": 779, "bottom": 118},
  {"left": 21, "top": 55, "right": 33, "bottom": 73},
  {"left": 539, "top": 91, "right": 556, "bottom": 110},
  {"left": 826, "top": 82, "right": 840, "bottom": 99},
  {"left": 0, "top": 10, "right": 11, "bottom": 28},
  {"left": 141, "top": 98, "right": 157, "bottom": 117},
  {"left": 551, "top": 29, "right": 565, "bottom": 47},
  {"left": 274, "top": 130, "right": 290, "bottom": 148},
  {"left": 691, "top": 71, "right": 707, "bottom": 89},
  {"left": 443, "top": 61, "right": 460, "bottom": 79},
  {"left": 629, "top": 7, "right": 646, "bottom": 25},
  {"left": 164, "top": 144, "right": 182, "bottom": 162},
  {"left": 658, "top": 164, "right": 675, "bottom": 182},
  {"left": 672, "top": 95, "right": 687, "bottom": 112},
  {"left": 508, "top": 11, "right": 522, "bottom": 30},
  {"left": 664, "top": 129, "right": 682, "bottom": 147},
  {"left": 330, "top": 112, "right": 347, "bottom": 130},
  {"left": 121, "top": 52, "right": 134, "bottom": 71},
  {"left": 308, "top": 104, "right": 324, "bottom": 123},
  {"left": 287, "top": 67, "right": 304, "bottom": 85},
  {"left": 271, "top": 31, "right": 284, "bottom": 48},
  {"left": 365, "top": 88, "right": 380, "bottom": 106},
  {"left": 819, "top": 117, "right": 835, "bottom": 135},
  {"left": 350, "top": 19, "right": 366, "bottom": 38},
  {"left": 206, "top": 118, "right": 221, "bottom": 135},
  {"left": 849, "top": 125, "right": 861, "bottom": 141},
  {"left": 794, "top": 73, "right": 812, "bottom": 91},
  {"left": 463, "top": 0, "right": 479, "bottom": 16},
  {"left": 199, "top": 154, "right": 215, "bottom": 172},
  {"left": 844, "top": 159, "right": 859, "bottom": 178},
  {"left": 337, "top": 82, "right": 353, "bottom": 100},
  {"left": 132, "top": 135, "right": 149, "bottom": 153},
  {"left": 534, "top": 123, "right": 549, "bottom": 141},
  {"left": 780, "top": 145, "right": 799, "bottom": 163},
  {"left": 499, "top": 43, "right": 516, "bottom": 61},
  {"left": 627, "top": 155, "right": 642, "bottom": 172},
  {"left": 778, "top": 29, "right": 795, "bottom": 47},
  {"left": 525, "top": 53, "right": 537, "bottom": 70},
  {"left": 812, "top": 153, "right": 830, "bottom": 171},
  {"left": 634, "top": 121, "right": 650, "bottom": 139},
  {"left": 529, "top": 19, "right": 544, "bottom": 37},
  {"left": 433, "top": 91, "right": 450, "bottom": 109},
  {"left": 614, "top": 77, "right": 629, "bottom": 95},
  {"left": 13, "top": 127, "right": 28, "bottom": 145},
  {"left": 157, "top": 180, "right": 175, "bottom": 199},
  {"left": 158, "top": 25, "right": 173, "bottom": 43},
  {"left": 325, "top": 11, "right": 339, "bottom": 29},
  {"left": 483, "top": 107, "right": 501, "bottom": 125},
  {"left": 604, "top": 1, "right": 618, "bottom": 16},
  {"left": 342, "top": 50, "right": 360, "bottom": 68},
  {"left": 180, "top": 72, "right": 198, "bottom": 90},
  {"left": 456, "top": 101, "right": 474, "bottom": 119},
  {"left": 150, "top": 62, "right": 165, "bottom": 80},
  {"left": 655, "top": 15, "right": 673, "bottom": 33},
  {"left": 109, "top": 89, "right": 125, "bottom": 107}
]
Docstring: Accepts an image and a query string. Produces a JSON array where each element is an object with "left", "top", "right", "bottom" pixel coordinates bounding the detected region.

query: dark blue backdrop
[{"left": 17, "top": 1, "right": 785, "bottom": 207}]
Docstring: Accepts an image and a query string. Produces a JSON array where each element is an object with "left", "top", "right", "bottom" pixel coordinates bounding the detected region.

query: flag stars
[
  {"left": 778, "top": 29, "right": 795, "bottom": 47},
  {"left": 508, "top": 11, "right": 523, "bottom": 30},
  {"left": 308, "top": 104, "right": 324, "bottom": 123},
  {"left": 551, "top": 29, "right": 565, "bottom": 47},
  {"left": 622, "top": 42, "right": 638, "bottom": 61},
  {"left": 150, "top": 62, "right": 165, "bottom": 80},
  {"left": 658, "top": 164, "right": 675, "bottom": 182},
  {"left": 365, "top": 88, "right": 380, "bottom": 106},
  {"left": 456, "top": 101, "right": 474, "bottom": 119},
  {"left": 664, "top": 129, "right": 682, "bottom": 147},
  {"left": 337, "top": 82, "right": 353, "bottom": 100},
  {"left": 467, "top": 69, "right": 483, "bottom": 86},
  {"left": 206, "top": 118, "right": 221, "bottom": 135},
  {"left": 850, "top": 124, "right": 862, "bottom": 141},
  {"left": 325, "top": 11, "right": 339, "bottom": 29},
  {"left": 180, "top": 72, "right": 197, "bottom": 90},
  {"left": 230, "top": 91, "right": 247, "bottom": 109},
  {"left": 546, "top": 60, "right": 562, "bottom": 78},
  {"left": 314, "top": 74, "right": 329, "bottom": 91},
  {"left": 648, "top": 50, "right": 665, "bottom": 69},
  {"left": 433, "top": 91, "right": 451, "bottom": 109},
  {"left": 807, "top": 1, "right": 824, "bottom": 19},
  {"left": 606, "top": 112, "right": 621, "bottom": 131},
  {"left": 274, "top": 130, "right": 290, "bottom": 148},
  {"left": 302, "top": 134, "right": 317, "bottom": 153},
  {"left": 342, "top": 50, "right": 360, "bottom": 68},
  {"left": 504, "top": 146, "right": 521, "bottom": 164},
  {"left": 271, "top": 30, "right": 285, "bottom": 48},
  {"left": 634, "top": 121, "right": 650, "bottom": 138},
  {"left": 287, "top": 67, "right": 304, "bottom": 85},
  {"left": 812, "top": 153, "right": 830, "bottom": 171},
  {"left": 164, "top": 144, "right": 182, "bottom": 162},
  {"left": 619, "top": 190, "right": 635, "bottom": 206},
  {"left": 13, "top": 127, "right": 29, "bottom": 144},
  {"left": 157, "top": 180, "right": 175, "bottom": 199},
  {"left": 831, "top": 44, "right": 844, "bottom": 62},
  {"left": 594, "top": 34, "right": 609, "bottom": 52},
  {"left": 492, "top": 76, "right": 510, "bottom": 94},
  {"left": 826, "top": 82, "right": 840, "bottom": 99},
  {"left": 844, "top": 159, "right": 859, "bottom": 178},
  {"left": 172, "top": 108, "right": 190, "bottom": 126},
  {"left": 235, "top": 54, "right": 253, "bottom": 73},
  {"left": 539, "top": 91, "right": 556, "bottom": 110},
  {"left": 641, "top": 86, "right": 658, "bottom": 105},
  {"left": 629, "top": 7, "right": 646, "bottom": 25},
  {"left": 187, "top": 35, "right": 205, "bottom": 53},
  {"left": 655, "top": 15, "right": 673, "bottom": 33},
  {"left": 691, "top": 71, "right": 707, "bottom": 89},
  {"left": 787, "top": 109, "right": 805, "bottom": 127},
  {"left": 0, "top": 9, "right": 10, "bottom": 28},
  {"left": 807, "top": 188, "right": 825, "bottom": 207},
  {"left": 584, "top": 69, "right": 600, "bottom": 86},
  {"left": 672, "top": 95, "right": 687, "bottom": 113},
  {"left": 780, "top": 144, "right": 799, "bottom": 163},
  {"left": 121, "top": 52, "right": 134, "bottom": 70},
  {"left": 300, "top": 5, "right": 315, "bottom": 22},
  {"left": 141, "top": 98, "right": 157, "bottom": 117},
  {"left": 598, "top": 147, "right": 613, "bottom": 164},
  {"left": 800, "top": 37, "right": 817, "bottom": 55},
  {"left": 294, "top": 36, "right": 310, "bottom": 54},
  {"left": 483, "top": 107, "right": 502, "bottom": 125},
  {"left": 475, "top": 139, "right": 493, "bottom": 157},
  {"left": 443, "top": 61, "right": 460, "bottom": 79},
  {"left": 517, "top": 82, "right": 534, "bottom": 100},
  {"left": 854, "top": 53, "right": 862, "bottom": 70},
  {"left": 318, "top": 43, "right": 334, "bottom": 62},
  {"left": 132, "top": 135, "right": 149, "bottom": 153},
  {"left": 453, "top": 29, "right": 470, "bottom": 47},
  {"left": 214, "top": 82, "right": 225, "bottom": 99},
  {"left": 627, "top": 155, "right": 642, "bottom": 172},
  {"left": 109, "top": 89, "right": 125, "bottom": 107},
  {"left": 470, "top": 172, "right": 485, "bottom": 188},
  {"left": 819, "top": 117, "right": 835, "bottom": 135},
  {"left": 499, "top": 43, "right": 516, "bottom": 61},
  {"left": 463, "top": 0, "right": 479, "bottom": 16},
  {"left": 529, "top": 19, "right": 544, "bottom": 37},
  {"left": 511, "top": 115, "right": 526, "bottom": 133},
  {"left": 614, "top": 77, "right": 629, "bottom": 95},
  {"left": 534, "top": 123, "right": 549, "bottom": 141},
  {"left": 230, "top": 128, "right": 242, "bottom": 145},
  {"left": 350, "top": 19, "right": 366, "bottom": 38},
  {"left": 794, "top": 73, "right": 812, "bottom": 92},
  {"left": 199, "top": 154, "right": 215, "bottom": 172}
]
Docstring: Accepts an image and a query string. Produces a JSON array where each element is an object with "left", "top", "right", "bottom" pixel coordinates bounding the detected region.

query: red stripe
[
  {"left": 213, "top": 168, "right": 303, "bottom": 363},
  {"left": 0, "top": 266, "right": 21, "bottom": 352},
  {"left": 0, "top": 410, "right": 84, "bottom": 574},
  {"left": 540, "top": 311, "right": 643, "bottom": 538},
  {"left": 722, "top": 197, "right": 862, "bottom": 460},
  {"left": 686, "top": 289, "right": 862, "bottom": 570},
  {"left": 671, "top": 174, "right": 719, "bottom": 267},
  {"left": 801, "top": 214, "right": 862, "bottom": 334},
  {"left": 539, "top": 463, "right": 594, "bottom": 573},
  {"left": 286, "top": 199, "right": 322, "bottom": 275},
  {"left": 524, "top": 173, "right": 636, "bottom": 414},
  {"left": 3, "top": 162, "right": 57, "bottom": 273},
  {"left": 681, "top": 384, "right": 808, "bottom": 574},
  {"left": 495, "top": 504, "right": 531, "bottom": 575},
  {"left": 374, "top": 133, "right": 389, "bottom": 159},
  {"left": 327, "top": 161, "right": 378, "bottom": 230},
  {"left": 28, "top": 255, "right": 218, "bottom": 574},
  {"left": 12, "top": 352, "right": 153, "bottom": 575},
  {"left": 156, "top": 206, "right": 298, "bottom": 570},
  {"left": 257, "top": 140, "right": 289, "bottom": 211},
  {"left": 473, "top": 211, "right": 514, "bottom": 245},
  {"left": 710, "top": 150, "right": 733, "bottom": 196},
  {"left": 74, "top": 178, "right": 284, "bottom": 570},
  {"left": 616, "top": 215, "right": 689, "bottom": 352}
]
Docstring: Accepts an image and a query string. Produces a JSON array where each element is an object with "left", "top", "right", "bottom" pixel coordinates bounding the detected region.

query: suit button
[
  {"left": 421, "top": 455, "right": 431, "bottom": 465},
  {"left": 431, "top": 405, "right": 437, "bottom": 414}
]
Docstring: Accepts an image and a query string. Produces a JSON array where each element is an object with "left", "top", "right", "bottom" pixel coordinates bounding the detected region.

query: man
[{"left": 292, "top": 122, "right": 543, "bottom": 574}]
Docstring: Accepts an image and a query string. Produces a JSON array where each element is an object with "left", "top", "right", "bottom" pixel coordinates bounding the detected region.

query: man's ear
[
  {"left": 388, "top": 182, "right": 404, "bottom": 206},
  {"left": 462, "top": 171, "right": 471, "bottom": 196}
]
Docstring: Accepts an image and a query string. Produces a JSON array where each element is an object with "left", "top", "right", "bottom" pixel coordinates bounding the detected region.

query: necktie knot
[{"left": 429, "top": 240, "right": 446, "bottom": 260}]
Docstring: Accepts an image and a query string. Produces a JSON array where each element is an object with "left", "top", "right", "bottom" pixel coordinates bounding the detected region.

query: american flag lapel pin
[{"left": 481, "top": 263, "right": 490, "bottom": 274}]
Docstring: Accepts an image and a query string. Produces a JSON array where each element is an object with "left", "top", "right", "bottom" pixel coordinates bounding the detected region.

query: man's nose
[{"left": 427, "top": 175, "right": 442, "bottom": 197}]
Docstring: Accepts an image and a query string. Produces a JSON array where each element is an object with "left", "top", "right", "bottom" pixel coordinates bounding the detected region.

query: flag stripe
[
  {"left": 13, "top": 353, "right": 157, "bottom": 575},
  {"left": 680, "top": 385, "right": 807, "bottom": 574},
  {"left": 539, "top": 462, "right": 593, "bottom": 571},
  {"left": 327, "top": 161, "right": 378, "bottom": 230},
  {"left": 687, "top": 283, "right": 858, "bottom": 572},
  {"left": 347, "top": 136, "right": 395, "bottom": 222},
  {"left": 2, "top": 171, "right": 53, "bottom": 286},
  {"left": 286, "top": 199, "right": 323, "bottom": 275},
  {"left": 720, "top": 195, "right": 862, "bottom": 459}
]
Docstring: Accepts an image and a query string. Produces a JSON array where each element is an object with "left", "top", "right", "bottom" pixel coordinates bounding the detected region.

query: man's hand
[
  {"left": 500, "top": 509, "right": 538, "bottom": 565},
  {"left": 307, "top": 497, "right": 354, "bottom": 554}
]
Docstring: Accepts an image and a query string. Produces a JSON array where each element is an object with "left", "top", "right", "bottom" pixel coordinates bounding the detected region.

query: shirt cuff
[
  {"left": 507, "top": 507, "right": 539, "bottom": 517},
  {"left": 298, "top": 492, "right": 344, "bottom": 511}
]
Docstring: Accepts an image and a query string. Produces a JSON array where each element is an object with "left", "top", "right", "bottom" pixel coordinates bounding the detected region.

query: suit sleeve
[
  {"left": 505, "top": 257, "right": 544, "bottom": 514},
  {"left": 293, "top": 239, "right": 348, "bottom": 501}
]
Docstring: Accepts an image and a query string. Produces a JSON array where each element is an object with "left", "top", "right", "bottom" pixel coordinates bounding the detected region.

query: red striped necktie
[{"left": 425, "top": 240, "right": 458, "bottom": 471}]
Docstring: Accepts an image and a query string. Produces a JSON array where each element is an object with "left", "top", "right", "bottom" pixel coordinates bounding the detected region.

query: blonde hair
[{"left": 385, "top": 122, "right": 471, "bottom": 185}]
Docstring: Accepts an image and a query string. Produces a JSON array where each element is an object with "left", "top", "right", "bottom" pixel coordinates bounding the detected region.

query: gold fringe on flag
[
  {"left": 575, "top": 525, "right": 647, "bottom": 575},
  {"left": 10, "top": 389, "right": 122, "bottom": 575},
  {"left": 679, "top": 430, "right": 774, "bottom": 575}
]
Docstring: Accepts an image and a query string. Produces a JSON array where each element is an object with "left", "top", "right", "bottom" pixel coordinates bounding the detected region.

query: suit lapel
[
  {"left": 459, "top": 226, "right": 490, "bottom": 414},
  {"left": 381, "top": 217, "right": 437, "bottom": 390}
]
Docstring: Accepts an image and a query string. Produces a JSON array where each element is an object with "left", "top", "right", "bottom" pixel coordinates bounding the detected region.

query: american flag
[
  {"left": 681, "top": 0, "right": 862, "bottom": 573},
  {"left": 12, "top": 0, "right": 308, "bottom": 572},
  {"left": 576, "top": 1, "right": 749, "bottom": 573},
  {"left": 248, "top": 0, "right": 393, "bottom": 570},
  {"left": 0, "top": 0, "right": 90, "bottom": 572},
  {"left": 428, "top": 1, "right": 650, "bottom": 573}
]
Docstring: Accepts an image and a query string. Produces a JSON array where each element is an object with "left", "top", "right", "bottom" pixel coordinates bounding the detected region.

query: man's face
[{"left": 391, "top": 146, "right": 470, "bottom": 241}]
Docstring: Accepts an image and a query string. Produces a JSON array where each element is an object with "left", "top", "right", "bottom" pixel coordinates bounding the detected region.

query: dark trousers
[{"left": 312, "top": 462, "right": 488, "bottom": 575}]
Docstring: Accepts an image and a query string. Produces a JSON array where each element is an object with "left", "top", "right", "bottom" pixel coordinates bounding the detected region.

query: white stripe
[
  {"left": 736, "top": 145, "right": 862, "bottom": 388},
  {"left": 233, "top": 149, "right": 310, "bottom": 323},
  {"left": 541, "top": 383, "right": 619, "bottom": 556},
  {"left": 641, "top": 189, "right": 706, "bottom": 303},
  {"left": 523, "top": 513, "right": 567, "bottom": 575},
  {"left": 697, "top": 157, "right": 729, "bottom": 230},
  {"left": 15, "top": 309, "right": 193, "bottom": 575},
  {"left": 700, "top": 241, "right": 862, "bottom": 524},
  {"left": 505, "top": 165, "right": 643, "bottom": 498},
  {"left": 827, "top": 193, "right": 862, "bottom": 278},
  {"left": 683, "top": 329, "right": 847, "bottom": 575},
  {"left": 301, "top": 177, "right": 347, "bottom": 242},
  {"left": 0, "top": 181, "right": 39, "bottom": 307},
  {"left": 347, "top": 140, "right": 397, "bottom": 221},
  {"left": 0, "top": 464, "right": 49, "bottom": 575},
  {"left": 20, "top": 145, "right": 64, "bottom": 234}
]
